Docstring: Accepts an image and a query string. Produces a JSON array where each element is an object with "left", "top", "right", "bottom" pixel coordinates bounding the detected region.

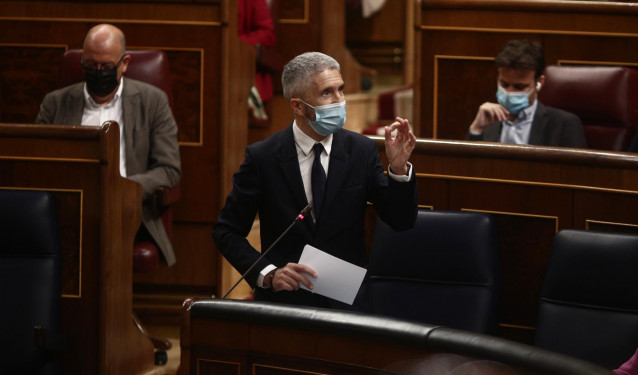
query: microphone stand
[{"left": 221, "top": 204, "right": 312, "bottom": 299}]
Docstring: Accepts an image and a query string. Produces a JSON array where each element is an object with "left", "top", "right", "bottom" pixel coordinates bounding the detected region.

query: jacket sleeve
[
  {"left": 213, "top": 146, "right": 267, "bottom": 288},
  {"left": 366, "top": 139, "right": 418, "bottom": 232},
  {"left": 126, "top": 89, "right": 181, "bottom": 201}
]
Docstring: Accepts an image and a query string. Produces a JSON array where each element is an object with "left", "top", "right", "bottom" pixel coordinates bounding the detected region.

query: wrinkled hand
[
  {"left": 469, "top": 102, "right": 509, "bottom": 134},
  {"left": 385, "top": 117, "right": 416, "bottom": 176},
  {"left": 271, "top": 262, "right": 318, "bottom": 292}
]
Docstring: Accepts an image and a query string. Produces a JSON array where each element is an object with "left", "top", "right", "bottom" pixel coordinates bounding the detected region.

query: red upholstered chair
[
  {"left": 57, "top": 49, "right": 179, "bottom": 363},
  {"left": 538, "top": 65, "right": 638, "bottom": 151},
  {"left": 58, "top": 49, "right": 175, "bottom": 109},
  {"left": 362, "top": 85, "right": 413, "bottom": 135}
]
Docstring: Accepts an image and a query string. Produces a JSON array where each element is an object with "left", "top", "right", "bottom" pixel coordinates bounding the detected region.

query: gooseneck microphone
[{"left": 221, "top": 204, "right": 312, "bottom": 299}]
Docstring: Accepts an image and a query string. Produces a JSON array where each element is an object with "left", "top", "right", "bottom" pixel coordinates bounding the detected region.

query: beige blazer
[{"left": 36, "top": 78, "right": 181, "bottom": 266}]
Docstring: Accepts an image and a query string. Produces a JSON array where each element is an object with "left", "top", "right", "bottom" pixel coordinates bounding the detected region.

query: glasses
[{"left": 81, "top": 55, "right": 125, "bottom": 71}]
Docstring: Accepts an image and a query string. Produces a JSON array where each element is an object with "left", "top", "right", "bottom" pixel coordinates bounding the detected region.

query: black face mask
[{"left": 83, "top": 64, "right": 120, "bottom": 97}]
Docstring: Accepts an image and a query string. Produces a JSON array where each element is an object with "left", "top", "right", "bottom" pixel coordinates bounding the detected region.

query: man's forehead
[
  {"left": 310, "top": 69, "right": 343, "bottom": 88},
  {"left": 83, "top": 44, "right": 121, "bottom": 61},
  {"left": 497, "top": 67, "right": 535, "bottom": 81}
]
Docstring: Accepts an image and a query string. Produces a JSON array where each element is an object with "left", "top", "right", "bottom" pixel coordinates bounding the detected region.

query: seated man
[
  {"left": 467, "top": 39, "right": 587, "bottom": 148},
  {"left": 35, "top": 24, "right": 181, "bottom": 266}
]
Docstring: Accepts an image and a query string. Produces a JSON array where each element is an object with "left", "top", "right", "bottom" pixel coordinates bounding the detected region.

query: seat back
[
  {"left": 538, "top": 65, "right": 638, "bottom": 151},
  {"left": 367, "top": 210, "right": 501, "bottom": 334},
  {"left": 535, "top": 229, "right": 638, "bottom": 369},
  {"left": 0, "top": 189, "right": 62, "bottom": 374},
  {"left": 57, "top": 49, "right": 175, "bottom": 110}
]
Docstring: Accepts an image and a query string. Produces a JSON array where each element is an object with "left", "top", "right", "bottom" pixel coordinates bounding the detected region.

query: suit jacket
[
  {"left": 35, "top": 78, "right": 181, "bottom": 265},
  {"left": 213, "top": 124, "right": 418, "bottom": 309},
  {"left": 467, "top": 102, "right": 587, "bottom": 148}
]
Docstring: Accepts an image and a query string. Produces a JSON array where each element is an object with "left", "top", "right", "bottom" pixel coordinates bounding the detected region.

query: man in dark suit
[
  {"left": 466, "top": 39, "right": 587, "bottom": 148},
  {"left": 213, "top": 52, "right": 418, "bottom": 310},
  {"left": 35, "top": 24, "right": 181, "bottom": 266}
]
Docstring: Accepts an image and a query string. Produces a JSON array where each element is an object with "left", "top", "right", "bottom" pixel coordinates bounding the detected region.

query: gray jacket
[{"left": 36, "top": 78, "right": 181, "bottom": 265}]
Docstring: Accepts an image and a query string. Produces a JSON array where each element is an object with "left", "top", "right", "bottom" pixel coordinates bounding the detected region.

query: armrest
[{"left": 156, "top": 184, "right": 181, "bottom": 214}]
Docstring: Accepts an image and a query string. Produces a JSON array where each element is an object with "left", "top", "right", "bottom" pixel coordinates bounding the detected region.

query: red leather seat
[
  {"left": 538, "top": 65, "right": 638, "bottom": 151},
  {"left": 362, "top": 85, "right": 413, "bottom": 135}
]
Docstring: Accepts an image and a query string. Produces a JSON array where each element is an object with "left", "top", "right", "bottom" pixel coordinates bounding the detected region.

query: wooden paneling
[
  {"left": 415, "top": 0, "right": 638, "bottom": 141},
  {"left": 435, "top": 57, "right": 496, "bottom": 140},
  {"left": 0, "top": 1, "right": 254, "bottom": 320},
  {"left": 0, "top": 123, "right": 153, "bottom": 375},
  {"left": 0, "top": 45, "right": 65, "bottom": 123},
  {"left": 50, "top": 190, "right": 83, "bottom": 297},
  {"left": 346, "top": 1, "right": 406, "bottom": 76},
  {"left": 163, "top": 49, "right": 204, "bottom": 146},
  {"left": 267, "top": 0, "right": 370, "bottom": 96},
  {"left": 376, "top": 137, "right": 638, "bottom": 343}
]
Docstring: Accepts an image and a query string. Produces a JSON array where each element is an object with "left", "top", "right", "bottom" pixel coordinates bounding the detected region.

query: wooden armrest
[{"left": 156, "top": 184, "right": 181, "bottom": 209}]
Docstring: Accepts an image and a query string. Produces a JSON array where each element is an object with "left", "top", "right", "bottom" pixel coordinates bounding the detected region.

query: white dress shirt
[
  {"left": 82, "top": 78, "right": 126, "bottom": 177},
  {"left": 499, "top": 99, "right": 538, "bottom": 145}
]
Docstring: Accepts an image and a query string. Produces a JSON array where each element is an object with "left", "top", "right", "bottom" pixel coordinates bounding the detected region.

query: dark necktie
[{"left": 312, "top": 143, "right": 326, "bottom": 218}]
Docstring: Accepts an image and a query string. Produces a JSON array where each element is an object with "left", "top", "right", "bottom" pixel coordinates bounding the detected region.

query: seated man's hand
[
  {"left": 469, "top": 102, "right": 509, "bottom": 135},
  {"left": 271, "top": 263, "right": 318, "bottom": 292}
]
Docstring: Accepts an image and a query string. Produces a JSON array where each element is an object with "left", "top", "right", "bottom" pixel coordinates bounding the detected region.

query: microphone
[{"left": 221, "top": 204, "right": 312, "bottom": 299}]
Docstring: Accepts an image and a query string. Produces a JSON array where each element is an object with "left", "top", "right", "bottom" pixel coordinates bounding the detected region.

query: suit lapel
[
  {"left": 66, "top": 84, "right": 85, "bottom": 125},
  {"left": 321, "top": 130, "right": 349, "bottom": 220},
  {"left": 485, "top": 122, "right": 502, "bottom": 142},
  {"left": 528, "top": 102, "right": 547, "bottom": 146},
  {"left": 121, "top": 79, "right": 139, "bottom": 171},
  {"left": 277, "top": 125, "right": 312, "bottom": 216}
]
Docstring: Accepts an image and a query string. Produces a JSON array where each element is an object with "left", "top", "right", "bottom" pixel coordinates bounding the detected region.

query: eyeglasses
[{"left": 81, "top": 55, "right": 125, "bottom": 71}]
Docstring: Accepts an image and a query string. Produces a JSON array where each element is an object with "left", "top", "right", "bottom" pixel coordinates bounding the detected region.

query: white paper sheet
[{"left": 298, "top": 244, "right": 367, "bottom": 305}]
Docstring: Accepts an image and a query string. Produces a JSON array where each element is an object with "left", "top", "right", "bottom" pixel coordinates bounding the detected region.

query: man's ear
[
  {"left": 537, "top": 75, "right": 546, "bottom": 91},
  {"left": 290, "top": 98, "right": 304, "bottom": 116},
  {"left": 120, "top": 54, "right": 131, "bottom": 74}
]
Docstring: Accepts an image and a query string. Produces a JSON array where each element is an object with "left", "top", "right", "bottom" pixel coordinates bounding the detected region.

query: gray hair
[{"left": 281, "top": 52, "right": 340, "bottom": 100}]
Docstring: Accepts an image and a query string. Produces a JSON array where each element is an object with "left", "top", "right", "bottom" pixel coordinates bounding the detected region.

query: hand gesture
[
  {"left": 469, "top": 102, "right": 509, "bottom": 134},
  {"left": 385, "top": 117, "right": 416, "bottom": 176}
]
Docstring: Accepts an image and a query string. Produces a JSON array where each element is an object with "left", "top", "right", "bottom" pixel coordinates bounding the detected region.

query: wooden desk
[
  {"left": 0, "top": 122, "right": 153, "bottom": 374},
  {"left": 376, "top": 137, "right": 638, "bottom": 343}
]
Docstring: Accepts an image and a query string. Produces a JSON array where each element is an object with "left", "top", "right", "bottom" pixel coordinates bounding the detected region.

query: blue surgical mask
[
  {"left": 496, "top": 82, "right": 539, "bottom": 115},
  {"left": 299, "top": 99, "right": 347, "bottom": 136}
]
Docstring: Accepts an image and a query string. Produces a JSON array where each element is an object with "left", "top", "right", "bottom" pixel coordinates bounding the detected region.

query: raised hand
[{"left": 385, "top": 117, "right": 416, "bottom": 176}]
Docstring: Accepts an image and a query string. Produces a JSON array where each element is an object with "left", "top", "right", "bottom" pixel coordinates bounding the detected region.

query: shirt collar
[
  {"left": 504, "top": 99, "right": 538, "bottom": 126},
  {"left": 293, "top": 120, "right": 333, "bottom": 156},
  {"left": 83, "top": 77, "right": 124, "bottom": 108}
]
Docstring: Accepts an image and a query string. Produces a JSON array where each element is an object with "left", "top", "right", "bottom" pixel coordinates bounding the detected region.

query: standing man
[
  {"left": 36, "top": 24, "right": 181, "bottom": 266},
  {"left": 467, "top": 39, "right": 587, "bottom": 148},
  {"left": 214, "top": 52, "right": 418, "bottom": 311}
]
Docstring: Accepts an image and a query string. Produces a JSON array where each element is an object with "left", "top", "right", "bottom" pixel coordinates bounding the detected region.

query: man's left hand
[{"left": 385, "top": 117, "right": 416, "bottom": 176}]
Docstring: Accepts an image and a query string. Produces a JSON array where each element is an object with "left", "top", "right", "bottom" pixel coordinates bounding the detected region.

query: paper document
[{"left": 298, "top": 244, "right": 367, "bottom": 305}]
